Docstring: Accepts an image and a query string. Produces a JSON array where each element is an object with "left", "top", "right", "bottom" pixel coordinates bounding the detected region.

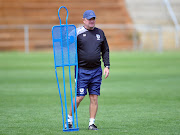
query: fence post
[
  {"left": 133, "top": 30, "right": 138, "bottom": 50},
  {"left": 24, "top": 25, "right": 29, "bottom": 53},
  {"left": 175, "top": 29, "right": 179, "bottom": 48},
  {"left": 158, "top": 26, "right": 163, "bottom": 53}
]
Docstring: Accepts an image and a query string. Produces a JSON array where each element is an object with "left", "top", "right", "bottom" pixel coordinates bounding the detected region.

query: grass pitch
[{"left": 0, "top": 51, "right": 180, "bottom": 135}]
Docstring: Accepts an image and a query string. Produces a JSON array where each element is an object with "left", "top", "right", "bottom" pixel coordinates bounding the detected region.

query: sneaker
[
  {"left": 88, "top": 124, "right": 98, "bottom": 130},
  {"left": 65, "top": 122, "right": 72, "bottom": 129}
]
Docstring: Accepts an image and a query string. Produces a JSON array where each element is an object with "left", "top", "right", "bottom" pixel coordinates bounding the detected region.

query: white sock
[
  {"left": 89, "top": 118, "right": 95, "bottom": 126},
  {"left": 68, "top": 115, "right": 73, "bottom": 122}
]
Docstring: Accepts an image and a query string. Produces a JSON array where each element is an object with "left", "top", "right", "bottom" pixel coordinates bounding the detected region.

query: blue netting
[{"left": 52, "top": 25, "right": 77, "bottom": 67}]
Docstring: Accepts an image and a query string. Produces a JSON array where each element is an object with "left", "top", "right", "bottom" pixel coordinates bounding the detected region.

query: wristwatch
[{"left": 105, "top": 66, "right": 110, "bottom": 69}]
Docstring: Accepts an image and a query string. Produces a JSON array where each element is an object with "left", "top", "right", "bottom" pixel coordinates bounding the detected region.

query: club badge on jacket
[{"left": 96, "top": 34, "right": 100, "bottom": 40}]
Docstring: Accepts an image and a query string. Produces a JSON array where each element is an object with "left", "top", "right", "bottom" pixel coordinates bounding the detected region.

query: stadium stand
[
  {"left": 0, "top": 0, "right": 133, "bottom": 51},
  {"left": 126, "top": 0, "right": 180, "bottom": 25},
  {"left": 126, "top": 0, "right": 180, "bottom": 50}
]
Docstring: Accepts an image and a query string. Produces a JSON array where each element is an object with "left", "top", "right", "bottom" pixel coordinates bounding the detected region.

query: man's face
[{"left": 83, "top": 17, "right": 96, "bottom": 30}]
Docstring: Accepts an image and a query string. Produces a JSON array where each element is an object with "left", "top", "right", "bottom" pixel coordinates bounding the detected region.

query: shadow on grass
[{"left": 79, "top": 127, "right": 127, "bottom": 132}]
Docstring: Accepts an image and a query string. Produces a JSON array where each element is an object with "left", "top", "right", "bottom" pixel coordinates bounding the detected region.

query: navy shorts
[{"left": 76, "top": 67, "right": 102, "bottom": 96}]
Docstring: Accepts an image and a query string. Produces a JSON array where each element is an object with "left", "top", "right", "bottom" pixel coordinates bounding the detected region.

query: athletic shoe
[
  {"left": 88, "top": 124, "right": 98, "bottom": 130},
  {"left": 65, "top": 122, "right": 72, "bottom": 129}
]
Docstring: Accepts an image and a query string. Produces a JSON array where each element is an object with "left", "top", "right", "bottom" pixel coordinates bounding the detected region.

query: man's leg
[
  {"left": 89, "top": 94, "right": 98, "bottom": 119},
  {"left": 65, "top": 96, "right": 84, "bottom": 129},
  {"left": 69, "top": 96, "right": 84, "bottom": 116},
  {"left": 88, "top": 94, "right": 99, "bottom": 130},
  {"left": 66, "top": 96, "right": 84, "bottom": 128},
  {"left": 68, "top": 96, "right": 85, "bottom": 128}
]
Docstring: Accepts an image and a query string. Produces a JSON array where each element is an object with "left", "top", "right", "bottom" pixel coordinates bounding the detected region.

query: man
[{"left": 66, "top": 10, "right": 110, "bottom": 130}]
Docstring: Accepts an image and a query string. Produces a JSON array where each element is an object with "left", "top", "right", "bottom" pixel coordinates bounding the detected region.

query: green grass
[{"left": 0, "top": 51, "right": 180, "bottom": 135}]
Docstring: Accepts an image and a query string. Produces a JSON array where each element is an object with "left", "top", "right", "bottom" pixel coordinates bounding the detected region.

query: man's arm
[{"left": 101, "top": 32, "right": 110, "bottom": 79}]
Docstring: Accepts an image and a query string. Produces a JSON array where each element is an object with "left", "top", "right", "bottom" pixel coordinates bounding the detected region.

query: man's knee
[
  {"left": 76, "top": 96, "right": 85, "bottom": 103},
  {"left": 89, "top": 94, "right": 98, "bottom": 104}
]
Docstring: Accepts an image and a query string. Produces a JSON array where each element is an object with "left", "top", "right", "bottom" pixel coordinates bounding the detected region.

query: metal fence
[
  {"left": 97, "top": 24, "right": 180, "bottom": 52},
  {"left": 0, "top": 24, "right": 179, "bottom": 53}
]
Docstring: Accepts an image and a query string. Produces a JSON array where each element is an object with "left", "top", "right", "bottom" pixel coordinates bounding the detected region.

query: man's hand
[{"left": 103, "top": 67, "right": 109, "bottom": 79}]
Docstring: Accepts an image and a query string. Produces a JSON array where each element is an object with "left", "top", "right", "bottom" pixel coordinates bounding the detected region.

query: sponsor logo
[{"left": 96, "top": 34, "right": 100, "bottom": 40}]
